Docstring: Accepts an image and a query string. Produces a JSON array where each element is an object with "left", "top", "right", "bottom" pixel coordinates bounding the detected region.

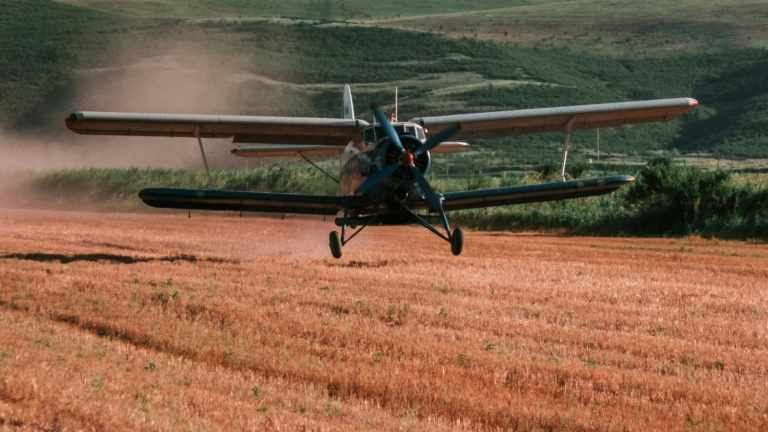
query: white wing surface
[
  {"left": 409, "top": 98, "right": 698, "bottom": 140},
  {"left": 65, "top": 112, "right": 369, "bottom": 145}
]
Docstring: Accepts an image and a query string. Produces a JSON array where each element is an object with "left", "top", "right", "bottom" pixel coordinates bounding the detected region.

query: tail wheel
[
  {"left": 450, "top": 228, "right": 464, "bottom": 256},
  {"left": 329, "top": 231, "right": 343, "bottom": 259}
]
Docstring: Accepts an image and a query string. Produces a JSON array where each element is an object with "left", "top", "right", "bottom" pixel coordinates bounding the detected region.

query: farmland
[{"left": 1, "top": 209, "right": 767, "bottom": 430}]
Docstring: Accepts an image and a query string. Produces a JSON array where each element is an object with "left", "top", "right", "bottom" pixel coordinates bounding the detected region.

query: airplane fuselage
[{"left": 339, "top": 122, "right": 431, "bottom": 214}]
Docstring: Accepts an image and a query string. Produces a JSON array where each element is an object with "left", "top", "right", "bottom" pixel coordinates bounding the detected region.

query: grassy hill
[
  {"left": 54, "top": 0, "right": 560, "bottom": 20},
  {"left": 2, "top": 0, "right": 768, "bottom": 168},
  {"left": 382, "top": 0, "right": 768, "bottom": 56}
]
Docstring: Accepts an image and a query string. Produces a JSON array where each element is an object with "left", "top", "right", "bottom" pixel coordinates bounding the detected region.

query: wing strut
[
  {"left": 559, "top": 117, "right": 575, "bottom": 182},
  {"left": 298, "top": 153, "right": 339, "bottom": 184},
  {"left": 194, "top": 126, "right": 216, "bottom": 190}
]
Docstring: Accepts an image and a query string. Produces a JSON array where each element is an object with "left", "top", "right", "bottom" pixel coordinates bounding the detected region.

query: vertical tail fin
[{"left": 341, "top": 84, "right": 354, "bottom": 119}]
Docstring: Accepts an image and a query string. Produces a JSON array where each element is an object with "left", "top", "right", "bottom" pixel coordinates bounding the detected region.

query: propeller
[{"left": 355, "top": 104, "right": 460, "bottom": 211}]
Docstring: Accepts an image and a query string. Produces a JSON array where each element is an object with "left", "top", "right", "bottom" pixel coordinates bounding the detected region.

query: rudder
[{"left": 341, "top": 84, "right": 354, "bottom": 119}]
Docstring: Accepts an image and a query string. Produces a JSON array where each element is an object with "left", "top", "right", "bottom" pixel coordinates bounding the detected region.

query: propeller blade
[
  {"left": 411, "top": 166, "right": 442, "bottom": 211},
  {"left": 355, "top": 163, "right": 400, "bottom": 195},
  {"left": 371, "top": 104, "right": 404, "bottom": 151},
  {"left": 415, "top": 124, "right": 461, "bottom": 156}
]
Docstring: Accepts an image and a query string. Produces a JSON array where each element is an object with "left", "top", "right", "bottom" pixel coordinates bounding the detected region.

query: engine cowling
[{"left": 383, "top": 134, "right": 430, "bottom": 183}]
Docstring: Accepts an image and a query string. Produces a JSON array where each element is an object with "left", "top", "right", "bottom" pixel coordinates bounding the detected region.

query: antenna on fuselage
[{"left": 395, "top": 87, "right": 398, "bottom": 122}]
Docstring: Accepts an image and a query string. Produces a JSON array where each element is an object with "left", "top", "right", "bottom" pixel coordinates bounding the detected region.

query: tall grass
[
  {"left": 4, "top": 166, "right": 337, "bottom": 209},
  {"left": 5, "top": 160, "right": 766, "bottom": 239},
  {"left": 453, "top": 158, "right": 768, "bottom": 240}
]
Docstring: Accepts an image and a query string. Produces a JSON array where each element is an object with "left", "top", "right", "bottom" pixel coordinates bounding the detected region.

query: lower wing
[
  {"left": 138, "top": 188, "right": 366, "bottom": 215},
  {"left": 440, "top": 176, "right": 634, "bottom": 212}
]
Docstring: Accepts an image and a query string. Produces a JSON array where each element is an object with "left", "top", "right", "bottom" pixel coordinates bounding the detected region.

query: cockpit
[{"left": 362, "top": 122, "right": 425, "bottom": 147}]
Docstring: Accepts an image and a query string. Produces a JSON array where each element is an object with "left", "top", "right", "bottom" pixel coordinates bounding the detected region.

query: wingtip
[
  {"left": 64, "top": 113, "right": 77, "bottom": 130},
  {"left": 689, "top": 98, "right": 699, "bottom": 107}
]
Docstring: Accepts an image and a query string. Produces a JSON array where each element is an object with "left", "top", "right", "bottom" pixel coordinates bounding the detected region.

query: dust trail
[
  {"left": 0, "top": 45, "right": 253, "bottom": 172},
  {"left": 0, "top": 37, "right": 342, "bottom": 257}
]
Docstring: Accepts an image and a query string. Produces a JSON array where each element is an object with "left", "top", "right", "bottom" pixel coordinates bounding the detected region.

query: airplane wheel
[
  {"left": 329, "top": 231, "right": 343, "bottom": 259},
  {"left": 450, "top": 228, "right": 464, "bottom": 256}
]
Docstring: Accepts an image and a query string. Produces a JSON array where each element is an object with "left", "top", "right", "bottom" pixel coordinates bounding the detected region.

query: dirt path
[{"left": 1, "top": 209, "right": 766, "bottom": 430}]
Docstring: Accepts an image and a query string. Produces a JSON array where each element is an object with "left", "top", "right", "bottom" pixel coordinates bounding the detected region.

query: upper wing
[
  {"left": 440, "top": 176, "right": 634, "bottom": 212},
  {"left": 66, "top": 112, "right": 369, "bottom": 145},
  {"left": 410, "top": 98, "right": 698, "bottom": 140},
  {"left": 139, "top": 188, "right": 368, "bottom": 215}
]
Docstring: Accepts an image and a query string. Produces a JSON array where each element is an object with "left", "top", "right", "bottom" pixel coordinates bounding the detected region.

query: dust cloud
[
  {"left": 0, "top": 44, "right": 255, "bottom": 172},
  {"left": 0, "top": 38, "right": 342, "bottom": 257}
]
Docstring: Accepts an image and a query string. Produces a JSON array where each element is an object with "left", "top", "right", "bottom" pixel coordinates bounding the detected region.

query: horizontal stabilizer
[
  {"left": 440, "top": 176, "right": 634, "bottom": 212},
  {"left": 431, "top": 142, "right": 469, "bottom": 154},
  {"left": 231, "top": 145, "right": 346, "bottom": 158},
  {"left": 139, "top": 188, "right": 362, "bottom": 216}
]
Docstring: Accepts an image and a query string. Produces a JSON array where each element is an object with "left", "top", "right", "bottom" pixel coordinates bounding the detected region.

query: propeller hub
[{"left": 401, "top": 152, "right": 415, "bottom": 166}]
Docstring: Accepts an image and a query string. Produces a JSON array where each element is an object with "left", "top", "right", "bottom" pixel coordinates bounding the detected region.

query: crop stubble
[{"left": 0, "top": 209, "right": 766, "bottom": 430}]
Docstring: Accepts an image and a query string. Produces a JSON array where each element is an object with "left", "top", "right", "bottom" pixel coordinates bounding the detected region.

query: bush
[
  {"left": 625, "top": 157, "right": 735, "bottom": 235},
  {"left": 454, "top": 159, "right": 768, "bottom": 239}
]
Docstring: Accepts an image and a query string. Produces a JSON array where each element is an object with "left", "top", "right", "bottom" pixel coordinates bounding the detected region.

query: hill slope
[{"left": 2, "top": 0, "right": 768, "bottom": 167}]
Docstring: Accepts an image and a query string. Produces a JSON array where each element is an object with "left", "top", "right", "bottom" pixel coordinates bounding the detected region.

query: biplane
[{"left": 66, "top": 85, "right": 697, "bottom": 258}]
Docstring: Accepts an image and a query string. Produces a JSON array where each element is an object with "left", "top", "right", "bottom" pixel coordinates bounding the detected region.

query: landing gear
[
  {"left": 450, "top": 228, "right": 464, "bottom": 256},
  {"left": 329, "top": 231, "right": 343, "bottom": 259},
  {"left": 329, "top": 202, "right": 383, "bottom": 259},
  {"left": 398, "top": 204, "right": 464, "bottom": 257},
  {"left": 329, "top": 200, "right": 464, "bottom": 258}
]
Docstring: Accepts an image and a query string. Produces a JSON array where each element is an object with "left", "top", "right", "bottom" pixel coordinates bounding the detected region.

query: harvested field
[{"left": 0, "top": 209, "right": 767, "bottom": 430}]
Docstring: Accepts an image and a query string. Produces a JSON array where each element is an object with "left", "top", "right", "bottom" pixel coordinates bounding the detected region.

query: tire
[
  {"left": 329, "top": 231, "right": 343, "bottom": 259},
  {"left": 450, "top": 228, "right": 464, "bottom": 256}
]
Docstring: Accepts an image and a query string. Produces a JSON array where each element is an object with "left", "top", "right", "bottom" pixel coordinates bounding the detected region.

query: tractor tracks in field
[{"left": 0, "top": 252, "right": 238, "bottom": 265}]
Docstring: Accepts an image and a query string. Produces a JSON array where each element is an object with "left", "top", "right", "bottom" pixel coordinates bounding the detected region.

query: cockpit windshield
[{"left": 363, "top": 124, "right": 425, "bottom": 144}]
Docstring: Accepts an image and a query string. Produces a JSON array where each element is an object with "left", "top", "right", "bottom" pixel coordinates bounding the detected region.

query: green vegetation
[
  {"left": 3, "top": 1, "right": 768, "bottom": 160},
  {"left": 385, "top": 0, "right": 768, "bottom": 56},
  {"left": 4, "top": 161, "right": 766, "bottom": 239},
  {"left": 0, "top": 0, "right": 129, "bottom": 126},
  {"left": 53, "top": 0, "right": 556, "bottom": 20},
  {"left": 2, "top": 166, "right": 337, "bottom": 209},
  {"left": 2, "top": 0, "right": 767, "bottom": 239},
  {"left": 452, "top": 159, "right": 768, "bottom": 240}
]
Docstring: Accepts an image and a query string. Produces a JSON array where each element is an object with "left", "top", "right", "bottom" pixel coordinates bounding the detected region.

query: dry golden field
[{"left": 0, "top": 209, "right": 767, "bottom": 431}]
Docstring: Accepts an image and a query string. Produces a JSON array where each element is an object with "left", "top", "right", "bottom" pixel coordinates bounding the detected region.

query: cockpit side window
[
  {"left": 364, "top": 125, "right": 425, "bottom": 146},
  {"left": 363, "top": 127, "right": 376, "bottom": 144}
]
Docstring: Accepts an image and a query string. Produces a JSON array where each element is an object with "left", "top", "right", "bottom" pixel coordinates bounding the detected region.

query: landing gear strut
[
  {"left": 328, "top": 201, "right": 465, "bottom": 259},
  {"left": 400, "top": 204, "right": 464, "bottom": 256},
  {"left": 328, "top": 202, "right": 382, "bottom": 259}
]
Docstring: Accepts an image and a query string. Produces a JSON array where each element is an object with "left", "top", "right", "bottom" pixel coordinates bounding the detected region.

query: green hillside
[
  {"left": 54, "top": 0, "right": 559, "bottom": 20},
  {"left": 2, "top": 0, "right": 768, "bottom": 166},
  {"left": 383, "top": 0, "right": 768, "bottom": 56}
]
